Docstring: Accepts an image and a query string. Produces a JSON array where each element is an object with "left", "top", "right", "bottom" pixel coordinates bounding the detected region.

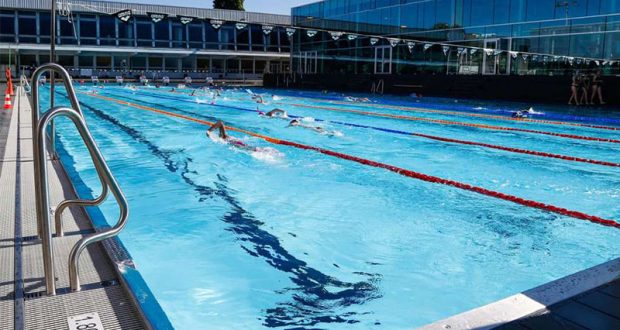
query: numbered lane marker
[{"left": 68, "top": 312, "right": 104, "bottom": 330}]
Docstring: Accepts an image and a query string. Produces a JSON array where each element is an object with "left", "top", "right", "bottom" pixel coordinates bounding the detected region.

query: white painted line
[
  {"left": 420, "top": 257, "right": 620, "bottom": 330},
  {"left": 68, "top": 312, "right": 104, "bottom": 330}
]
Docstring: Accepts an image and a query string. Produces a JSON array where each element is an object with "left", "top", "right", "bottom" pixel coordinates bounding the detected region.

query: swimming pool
[{"left": 43, "top": 85, "right": 620, "bottom": 329}]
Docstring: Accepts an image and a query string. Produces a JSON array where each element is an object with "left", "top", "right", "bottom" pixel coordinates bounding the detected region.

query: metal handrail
[
  {"left": 37, "top": 107, "right": 129, "bottom": 293},
  {"left": 30, "top": 63, "right": 128, "bottom": 295},
  {"left": 31, "top": 63, "right": 110, "bottom": 239}
]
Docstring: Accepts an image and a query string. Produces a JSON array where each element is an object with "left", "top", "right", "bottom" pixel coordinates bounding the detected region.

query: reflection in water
[{"left": 73, "top": 99, "right": 382, "bottom": 327}]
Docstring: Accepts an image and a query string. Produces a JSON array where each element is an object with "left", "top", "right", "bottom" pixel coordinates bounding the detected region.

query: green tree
[{"left": 213, "top": 0, "right": 245, "bottom": 10}]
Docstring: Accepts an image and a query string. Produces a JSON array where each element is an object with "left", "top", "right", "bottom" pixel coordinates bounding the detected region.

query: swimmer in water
[
  {"left": 252, "top": 93, "right": 264, "bottom": 104},
  {"left": 207, "top": 121, "right": 256, "bottom": 151},
  {"left": 288, "top": 118, "right": 336, "bottom": 135},
  {"left": 259, "top": 108, "right": 289, "bottom": 119}
]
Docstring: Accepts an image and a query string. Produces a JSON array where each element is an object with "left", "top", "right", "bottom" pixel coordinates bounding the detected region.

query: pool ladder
[{"left": 28, "top": 63, "right": 129, "bottom": 295}]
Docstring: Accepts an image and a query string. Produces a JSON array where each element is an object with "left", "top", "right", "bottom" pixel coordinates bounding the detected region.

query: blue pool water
[{"left": 44, "top": 85, "right": 620, "bottom": 329}]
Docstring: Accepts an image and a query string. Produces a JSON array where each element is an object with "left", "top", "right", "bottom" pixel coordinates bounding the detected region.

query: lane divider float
[
  {"left": 282, "top": 102, "right": 620, "bottom": 144},
  {"left": 82, "top": 91, "right": 620, "bottom": 229},
  {"left": 272, "top": 92, "right": 620, "bottom": 128},
  {"left": 312, "top": 100, "right": 620, "bottom": 131},
  {"left": 121, "top": 90, "right": 620, "bottom": 168}
]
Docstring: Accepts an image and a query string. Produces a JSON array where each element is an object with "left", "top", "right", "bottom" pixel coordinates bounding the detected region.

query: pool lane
[
  {"left": 80, "top": 91, "right": 620, "bottom": 229},
  {"left": 120, "top": 89, "right": 620, "bottom": 168},
  {"left": 93, "top": 88, "right": 620, "bottom": 221}
]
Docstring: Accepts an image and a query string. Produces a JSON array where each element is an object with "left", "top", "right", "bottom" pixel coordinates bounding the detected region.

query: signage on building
[
  {"left": 113, "top": 9, "right": 132, "bottom": 23},
  {"left": 147, "top": 12, "right": 168, "bottom": 23}
]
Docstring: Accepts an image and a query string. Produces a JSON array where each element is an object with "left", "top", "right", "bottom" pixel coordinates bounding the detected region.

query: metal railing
[{"left": 29, "top": 63, "right": 129, "bottom": 295}]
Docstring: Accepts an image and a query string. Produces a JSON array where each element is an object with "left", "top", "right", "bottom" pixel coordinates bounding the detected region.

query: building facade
[
  {"left": 0, "top": 0, "right": 291, "bottom": 79},
  {"left": 291, "top": 0, "right": 620, "bottom": 76}
]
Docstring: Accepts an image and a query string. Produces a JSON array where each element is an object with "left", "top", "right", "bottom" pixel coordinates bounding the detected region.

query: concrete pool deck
[
  {"left": 421, "top": 257, "right": 620, "bottom": 329},
  {"left": 0, "top": 88, "right": 148, "bottom": 329}
]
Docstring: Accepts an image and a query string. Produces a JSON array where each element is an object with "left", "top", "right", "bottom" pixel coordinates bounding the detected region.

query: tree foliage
[{"left": 213, "top": 0, "right": 245, "bottom": 11}]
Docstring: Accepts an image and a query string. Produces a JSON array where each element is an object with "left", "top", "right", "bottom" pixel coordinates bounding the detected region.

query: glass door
[
  {"left": 482, "top": 39, "right": 498, "bottom": 75},
  {"left": 374, "top": 46, "right": 392, "bottom": 74},
  {"left": 297, "top": 51, "right": 317, "bottom": 74}
]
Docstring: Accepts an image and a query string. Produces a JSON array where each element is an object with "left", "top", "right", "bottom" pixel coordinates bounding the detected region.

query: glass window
[
  {"left": 20, "top": 54, "right": 37, "bottom": 67},
  {"left": 402, "top": 3, "right": 422, "bottom": 29},
  {"left": 267, "top": 28, "right": 279, "bottom": 52},
  {"left": 493, "top": 0, "right": 510, "bottom": 24},
  {"left": 58, "top": 55, "right": 74, "bottom": 67},
  {"left": 117, "top": 21, "right": 134, "bottom": 46},
  {"left": 255, "top": 60, "right": 266, "bottom": 73},
  {"left": 96, "top": 56, "right": 112, "bottom": 69},
  {"left": 78, "top": 55, "right": 93, "bottom": 68},
  {"left": 154, "top": 21, "right": 170, "bottom": 47},
  {"left": 600, "top": 0, "right": 619, "bottom": 14},
  {"left": 188, "top": 23, "right": 202, "bottom": 48},
  {"left": 197, "top": 58, "right": 209, "bottom": 70},
  {"left": 588, "top": 0, "right": 601, "bottom": 15},
  {"left": 0, "top": 15, "right": 15, "bottom": 34},
  {"left": 165, "top": 57, "right": 177, "bottom": 70},
  {"left": 526, "top": 0, "right": 555, "bottom": 21},
  {"left": 99, "top": 16, "right": 115, "bottom": 45},
  {"left": 603, "top": 31, "right": 620, "bottom": 59},
  {"left": 39, "top": 13, "right": 50, "bottom": 36},
  {"left": 470, "top": 0, "right": 493, "bottom": 26},
  {"left": 79, "top": 18, "right": 96, "bottom": 38},
  {"left": 131, "top": 56, "right": 146, "bottom": 70},
  {"left": 236, "top": 27, "right": 249, "bottom": 51},
  {"left": 136, "top": 20, "right": 152, "bottom": 46},
  {"left": 219, "top": 25, "right": 235, "bottom": 50},
  {"left": 60, "top": 19, "right": 77, "bottom": 44},
  {"left": 171, "top": 23, "right": 186, "bottom": 47},
  {"left": 250, "top": 25, "right": 264, "bottom": 51},
  {"left": 436, "top": 0, "right": 453, "bottom": 26},
  {"left": 149, "top": 57, "right": 162, "bottom": 69},
  {"left": 182, "top": 56, "right": 194, "bottom": 70},
  {"left": 18, "top": 15, "right": 36, "bottom": 35},
  {"left": 114, "top": 56, "right": 129, "bottom": 70},
  {"left": 226, "top": 59, "right": 239, "bottom": 72},
  {"left": 99, "top": 15, "right": 116, "bottom": 39},
  {"left": 510, "top": 0, "right": 526, "bottom": 22},
  {"left": 205, "top": 22, "right": 218, "bottom": 48},
  {"left": 241, "top": 59, "right": 253, "bottom": 73}
]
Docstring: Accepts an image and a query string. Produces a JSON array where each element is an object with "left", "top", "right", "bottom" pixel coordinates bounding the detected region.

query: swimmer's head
[{"left": 289, "top": 119, "right": 300, "bottom": 126}]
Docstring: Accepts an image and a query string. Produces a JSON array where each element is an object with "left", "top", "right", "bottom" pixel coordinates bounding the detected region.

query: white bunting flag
[
  {"left": 210, "top": 19, "right": 223, "bottom": 29},
  {"left": 262, "top": 25, "right": 274, "bottom": 35}
]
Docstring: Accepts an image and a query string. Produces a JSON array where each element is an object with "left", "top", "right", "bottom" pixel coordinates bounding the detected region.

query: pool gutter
[
  {"left": 420, "top": 257, "right": 620, "bottom": 329},
  {"left": 53, "top": 122, "right": 174, "bottom": 329}
]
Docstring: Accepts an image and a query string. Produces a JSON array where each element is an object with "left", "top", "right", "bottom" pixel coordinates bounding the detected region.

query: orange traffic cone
[{"left": 3, "top": 93, "right": 12, "bottom": 110}]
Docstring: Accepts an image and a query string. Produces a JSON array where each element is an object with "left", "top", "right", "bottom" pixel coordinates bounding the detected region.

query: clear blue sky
[{"left": 110, "top": 0, "right": 317, "bottom": 15}]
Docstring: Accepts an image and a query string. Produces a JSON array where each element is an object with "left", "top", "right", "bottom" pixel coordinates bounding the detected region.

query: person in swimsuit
[
  {"left": 568, "top": 72, "right": 580, "bottom": 106},
  {"left": 207, "top": 121, "right": 256, "bottom": 151},
  {"left": 259, "top": 108, "right": 289, "bottom": 118},
  {"left": 579, "top": 72, "right": 590, "bottom": 105},
  {"left": 590, "top": 70, "right": 605, "bottom": 105},
  {"left": 288, "top": 118, "right": 337, "bottom": 135}
]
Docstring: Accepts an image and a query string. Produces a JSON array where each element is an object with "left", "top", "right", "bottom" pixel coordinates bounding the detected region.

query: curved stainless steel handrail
[
  {"left": 30, "top": 63, "right": 110, "bottom": 238},
  {"left": 38, "top": 107, "right": 129, "bottom": 292}
]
